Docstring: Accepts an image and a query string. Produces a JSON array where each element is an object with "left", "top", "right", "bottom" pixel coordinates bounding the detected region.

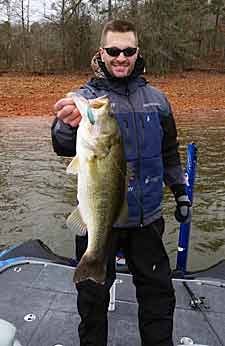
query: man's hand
[
  {"left": 174, "top": 195, "right": 192, "bottom": 224},
  {"left": 54, "top": 97, "right": 82, "bottom": 127}
]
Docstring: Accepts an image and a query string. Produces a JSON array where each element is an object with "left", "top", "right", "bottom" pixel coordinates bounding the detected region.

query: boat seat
[
  {"left": 109, "top": 251, "right": 127, "bottom": 311},
  {"left": 109, "top": 279, "right": 116, "bottom": 311},
  {"left": 0, "top": 319, "right": 22, "bottom": 346}
]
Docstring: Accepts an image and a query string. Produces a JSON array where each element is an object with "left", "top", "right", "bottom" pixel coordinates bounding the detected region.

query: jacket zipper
[{"left": 125, "top": 85, "right": 144, "bottom": 227}]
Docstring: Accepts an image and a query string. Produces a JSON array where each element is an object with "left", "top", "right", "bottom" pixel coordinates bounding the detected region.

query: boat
[
  {"left": 0, "top": 144, "right": 225, "bottom": 346},
  {"left": 0, "top": 239, "right": 225, "bottom": 346}
]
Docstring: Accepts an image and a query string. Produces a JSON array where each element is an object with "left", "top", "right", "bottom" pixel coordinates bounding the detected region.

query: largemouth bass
[{"left": 66, "top": 94, "right": 128, "bottom": 284}]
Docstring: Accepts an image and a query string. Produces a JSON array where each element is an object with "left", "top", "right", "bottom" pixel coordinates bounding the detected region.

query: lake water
[{"left": 0, "top": 116, "right": 224, "bottom": 271}]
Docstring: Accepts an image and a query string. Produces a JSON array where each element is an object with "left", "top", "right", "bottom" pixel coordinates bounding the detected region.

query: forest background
[
  {"left": 0, "top": 0, "right": 224, "bottom": 118},
  {"left": 0, "top": 0, "right": 224, "bottom": 74}
]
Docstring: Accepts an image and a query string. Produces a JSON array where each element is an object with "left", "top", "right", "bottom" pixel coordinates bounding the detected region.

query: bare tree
[
  {"left": 0, "top": 0, "right": 224, "bottom": 73},
  {"left": 9, "top": 0, "right": 31, "bottom": 70},
  {"left": 0, "top": 0, "right": 13, "bottom": 69},
  {"left": 209, "top": 0, "right": 225, "bottom": 50},
  {"left": 0, "top": 0, "right": 12, "bottom": 21},
  {"left": 45, "top": 0, "right": 83, "bottom": 70}
]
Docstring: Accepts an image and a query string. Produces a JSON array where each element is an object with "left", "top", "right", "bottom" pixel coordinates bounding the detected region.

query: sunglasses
[{"left": 103, "top": 47, "right": 138, "bottom": 57}]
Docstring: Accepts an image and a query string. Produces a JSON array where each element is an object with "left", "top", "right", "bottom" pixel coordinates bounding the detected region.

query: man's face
[{"left": 99, "top": 31, "right": 139, "bottom": 78}]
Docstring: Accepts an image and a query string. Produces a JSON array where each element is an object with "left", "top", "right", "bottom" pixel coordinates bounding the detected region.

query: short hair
[{"left": 100, "top": 20, "right": 138, "bottom": 47}]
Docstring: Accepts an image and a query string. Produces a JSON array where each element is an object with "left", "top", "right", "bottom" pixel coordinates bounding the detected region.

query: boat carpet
[{"left": 0, "top": 261, "right": 225, "bottom": 346}]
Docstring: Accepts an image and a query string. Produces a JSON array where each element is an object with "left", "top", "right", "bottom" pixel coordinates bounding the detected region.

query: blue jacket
[{"left": 52, "top": 57, "right": 186, "bottom": 227}]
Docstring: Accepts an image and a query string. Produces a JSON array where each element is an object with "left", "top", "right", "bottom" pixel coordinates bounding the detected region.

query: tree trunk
[
  {"left": 108, "top": 0, "right": 112, "bottom": 20},
  {"left": 60, "top": 0, "right": 66, "bottom": 69},
  {"left": 213, "top": 6, "right": 220, "bottom": 51}
]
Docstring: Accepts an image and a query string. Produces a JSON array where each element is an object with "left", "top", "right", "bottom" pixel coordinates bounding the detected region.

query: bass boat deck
[{"left": 0, "top": 239, "right": 225, "bottom": 346}]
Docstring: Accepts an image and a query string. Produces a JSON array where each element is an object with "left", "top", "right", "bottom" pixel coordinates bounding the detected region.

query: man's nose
[{"left": 116, "top": 52, "right": 126, "bottom": 60}]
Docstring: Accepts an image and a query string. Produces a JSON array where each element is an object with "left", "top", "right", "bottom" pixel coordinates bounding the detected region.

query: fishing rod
[
  {"left": 182, "top": 281, "right": 225, "bottom": 346},
  {"left": 176, "top": 143, "right": 197, "bottom": 273},
  {"left": 172, "top": 143, "right": 224, "bottom": 345}
]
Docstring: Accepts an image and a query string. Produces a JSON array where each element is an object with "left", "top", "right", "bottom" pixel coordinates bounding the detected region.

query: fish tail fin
[{"left": 73, "top": 253, "right": 106, "bottom": 285}]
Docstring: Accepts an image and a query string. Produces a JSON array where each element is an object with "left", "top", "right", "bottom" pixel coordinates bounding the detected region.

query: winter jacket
[{"left": 51, "top": 55, "right": 186, "bottom": 227}]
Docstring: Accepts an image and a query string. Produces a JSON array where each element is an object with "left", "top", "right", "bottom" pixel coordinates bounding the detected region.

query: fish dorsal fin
[
  {"left": 67, "top": 156, "right": 79, "bottom": 175},
  {"left": 66, "top": 206, "right": 87, "bottom": 236}
]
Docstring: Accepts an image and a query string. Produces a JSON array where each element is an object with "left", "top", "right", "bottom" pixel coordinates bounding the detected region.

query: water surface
[{"left": 0, "top": 116, "right": 224, "bottom": 271}]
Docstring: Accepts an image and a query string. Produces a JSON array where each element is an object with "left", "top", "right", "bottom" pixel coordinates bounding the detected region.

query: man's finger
[
  {"left": 54, "top": 98, "right": 75, "bottom": 112},
  {"left": 63, "top": 113, "right": 77, "bottom": 124},
  {"left": 56, "top": 105, "right": 77, "bottom": 120},
  {"left": 70, "top": 115, "right": 82, "bottom": 127},
  {"left": 63, "top": 112, "right": 81, "bottom": 127}
]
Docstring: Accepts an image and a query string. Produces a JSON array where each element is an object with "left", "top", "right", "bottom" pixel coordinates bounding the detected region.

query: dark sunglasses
[{"left": 103, "top": 47, "right": 138, "bottom": 57}]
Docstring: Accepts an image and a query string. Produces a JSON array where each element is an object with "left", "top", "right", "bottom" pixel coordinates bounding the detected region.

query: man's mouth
[
  {"left": 112, "top": 63, "right": 129, "bottom": 68},
  {"left": 112, "top": 66, "right": 129, "bottom": 71}
]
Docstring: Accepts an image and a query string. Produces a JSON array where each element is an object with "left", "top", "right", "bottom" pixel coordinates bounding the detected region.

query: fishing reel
[{"left": 189, "top": 295, "right": 210, "bottom": 310}]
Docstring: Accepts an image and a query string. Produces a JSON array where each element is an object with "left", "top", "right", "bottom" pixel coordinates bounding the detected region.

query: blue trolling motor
[{"left": 176, "top": 143, "right": 198, "bottom": 273}]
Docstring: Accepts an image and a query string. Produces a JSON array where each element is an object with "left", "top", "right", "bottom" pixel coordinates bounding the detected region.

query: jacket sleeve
[
  {"left": 160, "top": 99, "right": 187, "bottom": 196},
  {"left": 51, "top": 118, "right": 77, "bottom": 157}
]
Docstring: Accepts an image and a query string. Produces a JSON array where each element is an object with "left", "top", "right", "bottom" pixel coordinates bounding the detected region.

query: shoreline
[{"left": 1, "top": 71, "right": 225, "bottom": 125}]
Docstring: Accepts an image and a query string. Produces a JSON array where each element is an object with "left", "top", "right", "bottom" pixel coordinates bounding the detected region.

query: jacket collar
[{"left": 88, "top": 52, "right": 148, "bottom": 96}]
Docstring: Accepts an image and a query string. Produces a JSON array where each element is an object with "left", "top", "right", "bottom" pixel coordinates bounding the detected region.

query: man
[{"left": 52, "top": 20, "right": 191, "bottom": 346}]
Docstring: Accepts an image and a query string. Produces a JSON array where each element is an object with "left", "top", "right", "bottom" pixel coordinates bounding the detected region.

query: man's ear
[{"left": 99, "top": 47, "right": 104, "bottom": 62}]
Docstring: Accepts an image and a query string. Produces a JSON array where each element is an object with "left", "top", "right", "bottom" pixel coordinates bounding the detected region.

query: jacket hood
[
  {"left": 91, "top": 51, "right": 145, "bottom": 80},
  {"left": 89, "top": 51, "right": 148, "bottom": 95}
]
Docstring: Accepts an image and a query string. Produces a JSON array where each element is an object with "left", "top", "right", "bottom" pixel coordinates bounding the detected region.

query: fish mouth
[
  {"left": 89, "top": 96, "right": 109, "bottom": 108},
  {"left": 87, "top": 96, "right": 110, "bottom": 125}
]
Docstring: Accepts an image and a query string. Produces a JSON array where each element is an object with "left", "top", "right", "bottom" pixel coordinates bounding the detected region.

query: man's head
[{"left": 99, "top": 20, "right": 139, "bottom": 79}]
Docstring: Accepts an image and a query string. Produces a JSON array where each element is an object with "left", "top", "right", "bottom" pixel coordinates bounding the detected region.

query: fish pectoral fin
[
  {"left": 67, "top": 156, "right": 79, "bottom": 175},
  {"left": 115, "top": 198, "right": 129, "bottom": 224},
  {"left": 66, "top": 206, "right": 87, "bottom": 236}
]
